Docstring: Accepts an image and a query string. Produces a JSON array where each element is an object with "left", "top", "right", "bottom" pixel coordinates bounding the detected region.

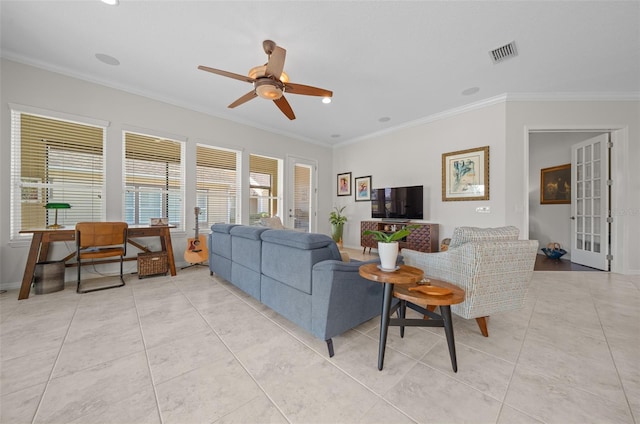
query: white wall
[
  {"left": 335, "top": 98, "right": 639, "bottom": 274},
  {"left": 333, "top": 101, "right": 507, "bottom": 247},
  {"left": 528, "top": 132, "right": 605, "bottom": 259},
  {"left": 0, "top": 59, "right": 334, "bottom": 287}
]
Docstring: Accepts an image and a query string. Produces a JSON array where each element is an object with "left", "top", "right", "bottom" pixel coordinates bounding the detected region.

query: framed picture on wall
[
  {"left": 442, "top": 146, "right": 490, "bottom": 201},
  {"left": 337, "top": 172, "right": 351, "bottom": 196},
  {"left": 354, "top": 176, "right": 372, "bottom": 201},
  {"left": 540, "top": 163, "right": 571, "bottom": 204}
]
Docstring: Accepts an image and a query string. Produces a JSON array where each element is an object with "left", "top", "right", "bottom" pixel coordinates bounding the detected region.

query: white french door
[
  {"left": 286, "top": 156, "right": 316, "bottom": 232},
  {"left": 571, "top": 133, "right": 610, "bottom": 270}
]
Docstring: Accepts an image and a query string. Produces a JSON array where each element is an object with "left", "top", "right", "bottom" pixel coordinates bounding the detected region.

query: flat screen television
[{"left": 371, "top": 185, "right": 423, "bottom": 220}]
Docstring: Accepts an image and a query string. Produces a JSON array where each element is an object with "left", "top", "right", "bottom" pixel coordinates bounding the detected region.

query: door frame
[
  {"left": 524, "top": 124, "right": 628, "bottom": 274},
  {"left": 285, "top": 155, "right": 318, "bottom": 232}
]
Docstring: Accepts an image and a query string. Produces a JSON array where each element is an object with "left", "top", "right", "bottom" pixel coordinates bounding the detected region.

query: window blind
[
  {"left": 10, "top": 110, "right": 105, "bottom": 238},
  {"left": 249, "top": 154, "right": 280, "bottom": 224},
  {"left": 293, "top": 164, "right": 311, "bottom": 231},
  {"left": 124, "top": 132, "right": 184, "bottom": 228},
  {"left": 196, "top": 145, "right": 240, "bottom": 226}
]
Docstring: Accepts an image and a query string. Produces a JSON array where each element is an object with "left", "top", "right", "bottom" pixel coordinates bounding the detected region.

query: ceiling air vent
[{"left": 489, "top": 41, "right": 517, "bottom": 64}]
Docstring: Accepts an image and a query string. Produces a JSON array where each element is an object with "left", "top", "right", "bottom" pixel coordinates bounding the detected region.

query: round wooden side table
[
  {"left": 393, "top": 279, "right": 465, "bottom": 372},
  {"left": 359, "top": 263, "right": 424, "bottom": 370}
]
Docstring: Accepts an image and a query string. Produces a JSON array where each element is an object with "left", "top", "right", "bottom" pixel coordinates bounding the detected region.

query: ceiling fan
[{"left": 198, "top": 40, "right": 332, "bottom": 120}]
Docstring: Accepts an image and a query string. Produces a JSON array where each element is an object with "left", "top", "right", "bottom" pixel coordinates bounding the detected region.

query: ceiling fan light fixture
[
  {"left": 249, "top": 65, "right": 289, "bottom": 83},
  {"left": 255, "top": 81, "right": 283, "bottom": 100}
]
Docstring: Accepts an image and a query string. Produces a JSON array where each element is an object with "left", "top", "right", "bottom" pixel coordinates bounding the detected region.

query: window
[
  {"left": 196, "top": 145, "right": 240, "bottom": 226},
  {"left": 249, "top": 154, "right": 281, "bottom": 224},
  {"left": 124, "top": 132, "right": 184, "bottom": 229},
  {"left": 10, "top": 108, "right": 105, "bottom": 239}
]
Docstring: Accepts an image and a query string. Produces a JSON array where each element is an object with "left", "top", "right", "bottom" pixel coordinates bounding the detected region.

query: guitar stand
[{"left": 181, "top": 262, "right": 208, "bottom": 270}]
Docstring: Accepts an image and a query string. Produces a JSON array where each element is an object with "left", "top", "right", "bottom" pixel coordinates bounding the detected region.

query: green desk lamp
[{"left": 44, "top": 203, "right": 71, "bottom": 228}]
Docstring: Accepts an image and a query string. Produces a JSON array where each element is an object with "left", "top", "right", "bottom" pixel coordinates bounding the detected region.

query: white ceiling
[{"left": 1, "top": 1, "right": 639, "bottom": 146}]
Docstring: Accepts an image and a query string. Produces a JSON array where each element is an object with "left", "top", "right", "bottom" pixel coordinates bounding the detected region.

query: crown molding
[
  {"left": 335, "top": 94, "right": 508, "bottom": 148},
  {"left": 505, "top": 92, "right": 640, "bottom": 102},
  {"left": 334, "top": 92, "right": 640, "bottom": 148},
  {"left": 1, "top": 55, "right": 326, "bottom": 148}
]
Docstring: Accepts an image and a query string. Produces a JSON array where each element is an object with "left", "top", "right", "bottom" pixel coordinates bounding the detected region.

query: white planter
[{"left": 378, "top": 241, "right": 399, "bottom": 270}]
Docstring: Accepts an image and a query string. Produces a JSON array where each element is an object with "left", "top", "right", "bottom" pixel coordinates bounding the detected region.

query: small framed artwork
[
  {"left": 21, "top": 177, "right": 41, "bottom": 203},
  {"left": 442, "top": 146, "right": 489, "bottom": 201},
  {"left": 337, "top": 172, "right": 352, "bottom": 196},
  {"left": 355, "top": 175, "right": 372, "bottom": 201},
  {"left": 540, "top": 164, "right": 571, "bottom": 204}
]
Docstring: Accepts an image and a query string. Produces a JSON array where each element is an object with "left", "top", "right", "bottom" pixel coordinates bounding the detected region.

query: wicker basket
[{"left": 137, "top": 251, "right": 168, "bottom": 278}]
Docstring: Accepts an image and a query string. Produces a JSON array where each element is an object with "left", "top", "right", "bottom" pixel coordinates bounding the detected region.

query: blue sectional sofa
[{"left": 208, "top": 224, "right": 385, "bottom": 356}]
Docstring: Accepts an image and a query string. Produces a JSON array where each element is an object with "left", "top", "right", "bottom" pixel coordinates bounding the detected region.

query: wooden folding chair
[{"left": 76, "top": 222, "right": 128, "bottom": 293}]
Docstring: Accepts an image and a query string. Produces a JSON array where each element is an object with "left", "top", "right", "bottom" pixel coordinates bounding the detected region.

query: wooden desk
[{"left": 18, "top": 225, "right": 177, "bottom": 300}]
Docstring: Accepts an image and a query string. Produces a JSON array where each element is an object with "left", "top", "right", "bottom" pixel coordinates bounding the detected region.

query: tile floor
[{"left": 1, "top": 249, "right": 638, "bottom": 424}]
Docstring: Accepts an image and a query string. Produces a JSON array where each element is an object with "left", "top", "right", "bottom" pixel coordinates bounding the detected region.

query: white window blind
[
  {"left": 124, "top": 132, "right": 184, "bottom": 229},
  {"left": 10, "top": 110, "right": 105, "bottom": 239},
  {"left": 196, "top": 145, "right": 240, "bottom": 226},
  {"left": 293, "top": 164, "right": 311, "bottom": 231},
  {"left": 249, "top": 154, "right": 280, "bottom": 224}
]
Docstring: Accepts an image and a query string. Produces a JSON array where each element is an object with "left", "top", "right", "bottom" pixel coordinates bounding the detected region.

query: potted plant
[
  {"left": 329, "top": 206, "right": 347, "bottom": 247},
  {"left": 363, "top": 224, "right": 419, "bottom": 270}
]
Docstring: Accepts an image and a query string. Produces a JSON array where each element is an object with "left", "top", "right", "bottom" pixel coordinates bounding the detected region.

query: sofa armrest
[
  {"left": 310, "top": 259, "right": 385, "bottom": 340},
  {"left": 313, "top": 258, "right": 379, "bottom": 273}
]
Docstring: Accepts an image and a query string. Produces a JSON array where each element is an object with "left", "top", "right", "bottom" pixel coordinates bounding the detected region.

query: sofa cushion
[
  {"left": 210, "top": 224, "right": 239, "bottom": 260},
  {"left": 449, "top": 226, "right": 519, "bottom": 249},
  {"left": 231, "top": 226, "right": 268, "bottom": 272},
  {"left": 261, "top": 232, "right": 339, "bottom": 294},
  {"left": 261, "top": 229, "right": 336, "bottom": 251},
  {"left": 211, "top": 223, "right": 238, "bottom": 234},
  {"left": 230, "top": 225, "right": 269, "bottom": 240}
]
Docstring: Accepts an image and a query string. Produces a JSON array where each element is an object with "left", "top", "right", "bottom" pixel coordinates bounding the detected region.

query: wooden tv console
[{"left": 360, "top": 221, "right": 439, "bottom": 254}]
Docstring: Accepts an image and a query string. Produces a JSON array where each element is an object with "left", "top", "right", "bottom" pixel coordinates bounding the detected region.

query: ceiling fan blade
[
  {"left": 265, "top": 46, "right": 286, "bottom": 80},
  {"left": 228, "top": 91, "right": 257, "bottom": 108},
  {"left": 274, "top": 96, "right": 296, "bottom": 120},
  {"left": 284, "top": 82, "right": 333, "bottom": 97},
  {"left": 198, "top": 65, "right": 254, "bottom": 83}
]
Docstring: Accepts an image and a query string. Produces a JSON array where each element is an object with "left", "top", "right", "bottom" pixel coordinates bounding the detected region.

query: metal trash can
[{"left": 34, "top": 261, "right": 65, "bottom": 294}]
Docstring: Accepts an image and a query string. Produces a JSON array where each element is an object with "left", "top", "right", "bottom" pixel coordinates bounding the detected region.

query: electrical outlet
[{"left": 476, "top": 207, "right": 491, "bottom": 213}]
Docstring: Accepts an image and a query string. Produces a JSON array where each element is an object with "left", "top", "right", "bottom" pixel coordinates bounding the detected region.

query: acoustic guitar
[{"left": 184, "top": 207, "right": 208, "bottom": 264}]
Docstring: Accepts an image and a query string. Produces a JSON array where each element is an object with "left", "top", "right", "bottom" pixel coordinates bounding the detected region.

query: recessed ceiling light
[
  {"left": 101, "top": 0, "right": 119, "bottom": 5},
  {"left": 322, "top": 97, "right": 331, "bottom": 104},
  {"left": 95, "top": 53, "right": 120, "bottom": 66},
  {"left": 378, "top": 117, "right": 391, "bottom": 123},
  {"left": 462, "top": 87, "right": 480, "bottom": 96}
]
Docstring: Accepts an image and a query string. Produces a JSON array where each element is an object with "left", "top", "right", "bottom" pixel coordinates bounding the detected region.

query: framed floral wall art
[
  {"left": 442, "top": 146, "right": 489, "bottom": 201},
  {"left": 354, "top": 175, "right": 372, "bottom": 201},
  {"left": 337, "top": 172, "right": 351, "bottom": 196}
]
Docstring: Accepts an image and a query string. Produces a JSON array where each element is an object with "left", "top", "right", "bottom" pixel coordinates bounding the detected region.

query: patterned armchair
[{"left": 402, "top": 226, "right": 538, "bottom": 337}]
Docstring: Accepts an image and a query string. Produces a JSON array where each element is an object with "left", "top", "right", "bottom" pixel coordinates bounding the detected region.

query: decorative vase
[
  {"left": 378, "top": 241, "right": 399, "bottom": 270},
  {"left": 331, "top": 223, "right": 344, "bottom": 244}
]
